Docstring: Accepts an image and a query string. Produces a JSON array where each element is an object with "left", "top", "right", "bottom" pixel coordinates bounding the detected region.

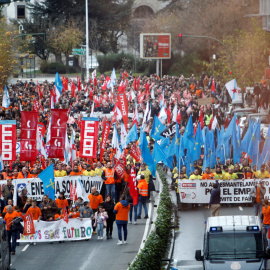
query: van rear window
[{"left": 208, "top": 232, "right": 264, "bottom": 259}]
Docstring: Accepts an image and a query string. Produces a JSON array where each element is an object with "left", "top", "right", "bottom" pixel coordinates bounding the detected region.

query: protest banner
[
  {"left": 178, "top": 179, "right": 270, "bottom": 204},
  {"left": 19, "top": 218, "right": 92, "bottom": 242},
  {"left": 0, "top": 176, "right": 103, "bottom": 201}
]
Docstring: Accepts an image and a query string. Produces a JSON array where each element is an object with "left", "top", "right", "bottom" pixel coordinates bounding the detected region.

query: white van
[{"left": 195, "top": 216, "right": 269, "bottom": 269}]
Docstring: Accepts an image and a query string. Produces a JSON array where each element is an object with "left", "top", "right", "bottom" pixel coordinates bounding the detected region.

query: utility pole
[{"left": 85, "top": 0, "right": 89, "bottom": 82}]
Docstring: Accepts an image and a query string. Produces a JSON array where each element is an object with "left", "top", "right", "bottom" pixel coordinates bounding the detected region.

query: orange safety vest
[
  {"left": 138, "top": 180, "right": 148, "bottom": 196},
  {"left": 105, "top": 168, "right": 115, "bottom": 185}
]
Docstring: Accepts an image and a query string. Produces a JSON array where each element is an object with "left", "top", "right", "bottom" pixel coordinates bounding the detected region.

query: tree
[
  {"left": 208, "top": 19, "right": 270, "bottom": 87},
  {"left": 0, "top": 19, "right": 18, "bottom": 88},
  {"left": 49, "top": 20, "right": 83, "bottom": 73},
  {"left": 23, "top": 0, "right": 134, "bottom": 58}
]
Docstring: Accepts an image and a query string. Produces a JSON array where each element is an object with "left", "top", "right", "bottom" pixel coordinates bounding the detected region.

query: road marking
[
  {"left": 22, "top": 244, "right": 29, "bottom": 252},
  {"left": 239, "top": 206, "right": 243, "bottom": 211}
]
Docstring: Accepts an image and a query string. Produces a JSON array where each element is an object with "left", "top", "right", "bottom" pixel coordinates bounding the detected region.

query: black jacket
[
  {"left": 209, "top": 181, "right": 220, "bottom": 206},
  {"left": 103, "top": 199, "right": 115, "bottom": 221}
]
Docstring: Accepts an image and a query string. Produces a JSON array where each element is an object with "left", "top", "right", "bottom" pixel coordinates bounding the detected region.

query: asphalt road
[
  {"left": 173, "top": 205, "right": 254, "bottom": 270},
  {"left": 10, "top": 219, "right": 146, "bottom": 270}
]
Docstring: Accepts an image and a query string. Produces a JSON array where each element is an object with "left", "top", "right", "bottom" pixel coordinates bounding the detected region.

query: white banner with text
[
  {"left": 0, "top": 175, "right": 103, "bottom": 201},
  {"left": 178, "top": 179, "right": 270, "bottom": 204},
  {"left": 18, "top": 218, "right": 92, "bottom": 242}
]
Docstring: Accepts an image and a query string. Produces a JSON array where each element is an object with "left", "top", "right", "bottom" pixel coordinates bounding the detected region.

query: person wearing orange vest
[
  {"left": 101, "top": 162, "right": 117, "bottom": 200},
  {"left": 137, "top": 175, "right": 148, "bottom": 219}
]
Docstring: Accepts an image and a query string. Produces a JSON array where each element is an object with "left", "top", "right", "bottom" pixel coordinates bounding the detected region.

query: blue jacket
[{"left": 209, "top": 181, "right": 220, "bottom": 206}]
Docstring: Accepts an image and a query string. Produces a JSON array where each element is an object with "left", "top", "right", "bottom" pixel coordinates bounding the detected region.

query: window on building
[{"left": 17, "top": 5, "right": 25, "bottom": 19}]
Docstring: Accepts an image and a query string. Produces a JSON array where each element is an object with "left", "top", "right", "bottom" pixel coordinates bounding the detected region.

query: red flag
[
  {"left": 132, "top": 109, "right": 138, "bottom": 126},
  {"left": 176, "top": 109, "right": 181, "bottom": 124},
  {"left": 63, "top": 207, "right": 69, "bottom": 224},
  {"left": 37, "top": 122, "right": 46, "bottom": 138},
  {"left": 37, "top": 81, "right": 43, "bottom": 99},
  {"left": 137, "top": 91, "right": 145, "bottom": 103},
  {"left": 33, "top": 99, "right": 39, "bottom": 112},
  {"left": 70, "top": 182, "right": 77, "bottom": 201},
  {"left": 92, "top": 70, "right": 97, "bottom": 86},
  {"left": 211, "top": 78, "right": 216, "bottom": 93},
  {"left": 77, "top": 78, "right": 82, "bottom": 92},
  {"left": 101, "top": 76, "right": 110, "bottom": 91},
  {"left": 130, "top": 145, "right": 141, "bottom": 162},
  {"left": 199, "top": 109, "right": 204, "bottom": 129},
  {"left": 71, "top": 82, "right": 76, "bottom": 98},
  {"left": 48, "top": 109, "right": 68, "bottom": 158},
  {"left": 20, "top": 112, "right": 38, "bottom": 161},
  {"left": 114, "top": 158, "right": 125, "bottom": 179},
  {"left": 128, "top": 166, "right": 138, "bottom": 205},
  {"left": 39, "top": 100, "right": 44, "bottom": 112},
  {"left": 94, "top": 96, "right": 100, "bottom": 108},
  {"left": 136, "top": 75, "right": 140, "bottom": 90},
  {"left": 123, "top": 70, "right": 129, "bottom": 78},
  {"left": 89, "top": 88, "right": 93, "bottom": 101},
  {"left": 62, "top": 76, "right": 68, "bottom": 91},
  {"left": 117, "top": 92, "right": 128, "bottom": 130},
  {"left": 133, "top": 76, "right": 137, "bottom": 90},
  {"left": 79, "top": 118, "right": 99, "bottom": 158},
  {"left": 100, "top": 120, "right": 111, "bottom": 161},
  {"left": 22, "top": 213, "right": 36, "bottom": 235}
]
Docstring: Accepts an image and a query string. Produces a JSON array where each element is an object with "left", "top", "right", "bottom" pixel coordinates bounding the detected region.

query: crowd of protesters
[{"left": 0, "top": 71, "right": 270, "bottom": 253}]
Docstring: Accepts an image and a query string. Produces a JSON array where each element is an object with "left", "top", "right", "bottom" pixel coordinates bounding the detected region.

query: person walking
[
  {"left": 208, "top": 180, "right": 221, "bottom": 217},
  {"left": 94, "top": 206, "right": 108, "bottom": 240},
  {"left": 249, "top": 180, "right": 266, "bottom": 216},
  {"left": 262, "top": 199, "right": 270, "bottom": 249},
  {"left": 101, "top": 162, "right": 117, "bottom": 200},
  {"left": 88, "top": 187, "right": 103, "bottom": 235},
  {"left": 4, "top": 205, "right": 22, "bottom": 255},
  {"left": 113, "top": 195, "right": 130, "bottom": 245},
  {"left": 103, "top": 195, "right": 115, "bottom": 239},
  {"left": 137, "top": 175, "right": 148, "bottom": 219}
]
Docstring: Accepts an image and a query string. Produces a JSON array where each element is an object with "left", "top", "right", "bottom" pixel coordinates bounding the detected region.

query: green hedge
[{"left": 129, "top": 165, "right": 172, "bottom": 270}]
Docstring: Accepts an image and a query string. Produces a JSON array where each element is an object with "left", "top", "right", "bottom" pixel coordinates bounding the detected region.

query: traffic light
[{"left": 178, "top": 33, "right": 182, "bottom": 44}]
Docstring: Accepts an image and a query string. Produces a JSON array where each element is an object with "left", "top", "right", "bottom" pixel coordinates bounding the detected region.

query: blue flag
[
  {"left": 247, "top": 120, "right": 261, "bottom": 164},
  {"left": 153, "top": 141, "right": 168, "bottom": 165},
  {"left": 55, "top": 72, "right": 63, "bottom": 93},
  {"left": 150, "top": 115, "right": 165, "bottom": 140},
  {"left": 139, "top": 129, "right": 155, "bottom": 175},
  {"left": 232, "top": 125, "right": 242, "bottom": 164},
  {"left": 126, "top": 123, "right": 138, "bottom": 144},
  {"left": 38, "top": 164, "right": 55, "bottom": 199},
  {"left": 223, "top": 115, "right": 236, "bottom": 143},
  {"left": 159, "top": 137, "right": 170, "bottom": 157},
  {"left": 167, "top": 136, "right": 176, "bottom": 158},
  {"left": 260, "top": 125, "right": 270, "bottom": 165},
  {"left": 241, "top": 119, "right": 253, "bottom": 153},
  {"left": 183, "top": 115, "right": 194, "bottom": 152},
  {"left": 216, "top": 126, "right": 226, "bottom": 164},
  {"left": 193, "top": 123, "right": 203, "bottom": 161}
]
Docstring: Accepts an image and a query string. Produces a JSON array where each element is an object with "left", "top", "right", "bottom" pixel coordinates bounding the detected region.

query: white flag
[
  {"left": 225, "top": 79, "right": 238, "bottom": 100},
  {"left": 120, "top": 122, "right": 127, "bottom": 149},
  {"left": 172, "top": 103, "right": 177, "bottom": 123},
  {"left": 2, "top": 85, "right": 10, "bottom": 108}
]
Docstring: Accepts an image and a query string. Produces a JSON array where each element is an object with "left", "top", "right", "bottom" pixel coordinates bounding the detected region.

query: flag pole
[{"left": 256, "top": 141, "right": 260, "bottom": 168}]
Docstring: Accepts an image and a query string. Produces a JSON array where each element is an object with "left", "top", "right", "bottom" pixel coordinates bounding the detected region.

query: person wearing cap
[
  {"left": 249, "top": 180, "right": 266, "bottom": 216},
  {"left": 83, "top": 165, "right": 96, "bottom": 176}
]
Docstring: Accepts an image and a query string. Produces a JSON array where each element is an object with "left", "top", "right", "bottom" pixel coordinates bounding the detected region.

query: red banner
[
  {"left": 128, "top": 166, "right": 138, "bottom": 205},
  {"left": 130, "top": 145, "right": 141, "bottom": 162},
  {"left": 20, "top": 111, "right": 38, "bottom": 161},
  {"left": 70, "top": 182, "right": 77, "bottom": 202},
  {"left": 117, "top": 92, "right": 128, "bottom": 130},
  {"left": 79, "top": 118, "right": 99, "bottom": 159},
  {"left": 22, "top": 213, "right": 36, "bottom": 235},
  {"left": 100, "top": 120, "right": 111, "bottom": 161},
  {"left": 48, "top": 109, "right": 68, "bottom": 158},
  {"left": 0, "top": 120, "right": 16, "bottom": 161}
]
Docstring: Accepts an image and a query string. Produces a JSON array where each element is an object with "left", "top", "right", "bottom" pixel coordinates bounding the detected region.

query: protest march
[{"left": 0, "top": 69, "right": 270, "bottom": 254}]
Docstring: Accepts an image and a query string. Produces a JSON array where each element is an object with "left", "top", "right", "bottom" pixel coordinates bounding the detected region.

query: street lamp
[
  {"left": 85, "top": 0, "right": 89, "bottom": 82},
  {"left": 212, "top": 54, "right": 216, "bottom": 77}
]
